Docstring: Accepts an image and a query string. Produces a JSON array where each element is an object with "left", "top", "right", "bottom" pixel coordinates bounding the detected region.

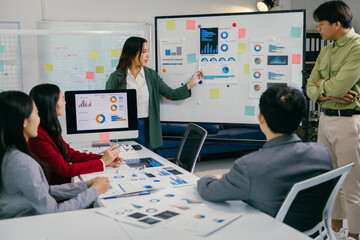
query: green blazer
[{"left": 105, "top": 67, "right": 191, "bottom": 148}]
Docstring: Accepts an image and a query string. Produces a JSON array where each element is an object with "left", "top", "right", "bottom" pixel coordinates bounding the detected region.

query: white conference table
[{"left": 0, "top": 141, "right": 311, "bottom": 240}]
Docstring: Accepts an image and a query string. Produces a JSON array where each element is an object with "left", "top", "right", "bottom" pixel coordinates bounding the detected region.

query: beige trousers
[{"left": 318, "top": 113, "right": 360, "bottom": 233}]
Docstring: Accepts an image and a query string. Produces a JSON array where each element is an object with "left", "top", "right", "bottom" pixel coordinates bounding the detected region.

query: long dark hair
[
  {"left": 116, "top": 36, "right": 147, "bottom": 88},
  {"left": 29, "top": 84, "right": 70, "bottom": 162},
  {"left": 0, "top": 91, "right": 34, "bottom": 189}
]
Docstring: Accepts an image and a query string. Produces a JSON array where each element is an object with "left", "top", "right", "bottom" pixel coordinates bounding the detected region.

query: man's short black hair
[
  {"left": 260, "top": 85, "right": 305, "bottom": 135},
  {"left": 313, "top": 1, "right": 352, "bottom": 28}
]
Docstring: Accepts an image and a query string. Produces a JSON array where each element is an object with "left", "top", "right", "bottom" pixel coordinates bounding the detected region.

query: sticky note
[
  {"left": 90, "top": 51, "right": 99, "bottom": 59},
  {"left": 245, "top": 106, "right": 255, "bottom": 116},
  {"left": 210, "top": 88, "right": 220, "bottom": 99},
  {"left": 99, "top": 133, "right": 110, "bottom": 143},
  {"left": 243, "top": 64, "right": 249, "bottom": 74},
  {"left": 110, "top": 49, "right": 118, "bottom": 57},
  {"left": 44, "top": 64, "right": 53, "bottom": 72},
  {"left": 96, "top": 66, "right": 104, "bottom": 73},
  {"left": 0, "top": 63, "right": 4, "bottom": 72},
  {"left": 187, "top": 53, "right": 197, "bottom": 64},
  {"left": 164, "top": 97, "right": 172, "bottom": 102},
  {"left": 186, "top": 20, "right": 196, "bottom": 30},
  {"left": 119, "top": 48, "right": 123, "bottom": 55},
  {"left": 238, "top": 28, "right": 246, "bottom": 38},
  {"left": 86, "top": 72, "right": 94, "bottom": 79},
  {"left": 0, "top": 45, "right": 4, "bottom": 53},
  {"left": 292, "top": 54, "right": 301, "bottom": 64},
  {"left": 238, "top": 43, "right": 246, "bottom": 53},
  {"left": 111, "top": 59, "right": 118, "bottom": 68},
  {"left": 291, "top": 27, "right": 302, "bottom": 38},
  {"left": 166, "top": 20, "right": 176, "bottom": 30},
  {"left": 0, "top": 89, "right": 3, "bottom": 93}
]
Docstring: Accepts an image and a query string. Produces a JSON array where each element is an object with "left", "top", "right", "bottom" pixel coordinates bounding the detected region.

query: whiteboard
[
  {"left": 36, "top": 21, "right": 151, "bottom": 91},
  {"left": 0, "top": 21, "right": 23, "bottom": 92},
  {"left": 156, "top": 10, "right": 305, "bottom": 124}
]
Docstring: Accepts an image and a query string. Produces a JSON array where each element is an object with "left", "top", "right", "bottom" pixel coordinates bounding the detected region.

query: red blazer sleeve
[
  {"left": 28, "top": 127, "right": 104, "bottom": 184},
  {"left": 61, "top": 137, "right": 102, "bottom": 163}
]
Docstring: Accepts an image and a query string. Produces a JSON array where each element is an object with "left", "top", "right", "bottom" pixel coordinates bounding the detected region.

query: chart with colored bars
[
  {"left": 159, "top": 39, "right": 184, "bottom": 75},
  {"left": 0, "top": 22, "right": 23, "bottom": 92},
  {"left": 75, "top": 92, "right": 129, "bottom": 131},
  {"left": 200, "top": 28, "right": 218, "bottom": 54},
  {"left": 249, "top": 39, "right": 292, "bottom": 98}
]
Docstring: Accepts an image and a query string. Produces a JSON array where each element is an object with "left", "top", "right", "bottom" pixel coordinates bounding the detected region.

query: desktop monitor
[{"left": 64, "top": 89, "right": 138, "bottom": 145}]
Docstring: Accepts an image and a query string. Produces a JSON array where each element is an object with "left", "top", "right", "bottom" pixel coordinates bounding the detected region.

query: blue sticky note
[
  {"left": 245, "top": 105, "right": 255, "bottom": 116},
  {"left": 0, "top": 63, "right": 4, "bottom": 72},
  {"left": 0, "top": 45, "right": 4, "bottom": 53},
  {"left": 187, "top": 53, "right": 197, "bottom": 64},
  {"left": 111, "top": 59, "right": 118, "bottom": 68},
  {"left": 290, "top": 27, "right": 302, "bottom": 38},
  {"left": 0, "top": 89, "right": 3, "bottom": 93}
]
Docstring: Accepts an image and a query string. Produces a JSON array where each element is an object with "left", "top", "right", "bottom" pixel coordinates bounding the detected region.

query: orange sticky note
[
  {"left": 238, "top": 28, "right": 246, "bottom": 39},
  {"left": 186, "top": 20, "right": 196, "bottom": 30},
  {"left": 99, "top": 133, "right": 110, "bottom": 143},
  {"left": 292, "top": 54, "right": 301, "bottom": 64},
  {"left": 86, "top": 72, "right": 94, "bottom": 79}
]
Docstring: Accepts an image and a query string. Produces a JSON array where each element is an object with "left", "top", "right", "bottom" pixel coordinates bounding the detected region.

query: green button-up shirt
[{"left": 306, "top": 28, "right": 360, "bottom": 110}]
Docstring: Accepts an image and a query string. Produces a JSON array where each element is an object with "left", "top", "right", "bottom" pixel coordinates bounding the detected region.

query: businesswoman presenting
[
  {"left": 0, "top": 91, "right": 109, "bottom": 219},
  {"left": 106, "top": 36, "right": 203, "bottom": 149}
]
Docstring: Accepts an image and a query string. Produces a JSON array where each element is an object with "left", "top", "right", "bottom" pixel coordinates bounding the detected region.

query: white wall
[
  {"left": 0, "top": 0, "right": 294, "bottom": 92},
  {"left": 291, "top": 0, "right": 360, "bottom": 32}
]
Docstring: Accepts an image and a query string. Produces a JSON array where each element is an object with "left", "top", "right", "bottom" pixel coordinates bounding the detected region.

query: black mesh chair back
[{"left": 174, "top": 123, "right": 207, "bottom": 173}]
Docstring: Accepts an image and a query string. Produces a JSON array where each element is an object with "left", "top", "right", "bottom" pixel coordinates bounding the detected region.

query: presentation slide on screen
[{"left": 75, "top": 92, "right": 129, "bottom": 131}]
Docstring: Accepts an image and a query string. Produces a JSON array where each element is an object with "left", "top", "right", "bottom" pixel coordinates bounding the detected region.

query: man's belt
[{"left": 322, "top": 108, "right": 360, "bottom": 117}]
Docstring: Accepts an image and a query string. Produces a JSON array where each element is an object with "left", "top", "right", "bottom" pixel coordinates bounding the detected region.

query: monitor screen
[{"left": 64, "top": 89, "right": 138, "bottom": 144}]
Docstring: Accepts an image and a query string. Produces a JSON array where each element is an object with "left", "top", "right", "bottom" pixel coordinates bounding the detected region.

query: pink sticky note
[
  {"left": 186, "top": 20, "right": 196, "bottom": 30},
  {"left": 164, "top": 97, "right": 172, "bottom": 102},
  {"left": 292, "top": 54, "right": 301, "bottom": 64},
  {"left": 86, "top": 71, "right": 94, "bottom": 79},
  {"left": 238, "top": 28, "right": 246, "bottom": 39},
  {"left": 99, "top": 133, "right": 110, "bottom": 143}
]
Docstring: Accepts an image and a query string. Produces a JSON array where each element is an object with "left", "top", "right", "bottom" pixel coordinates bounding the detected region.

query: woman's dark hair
[
  {"left": 116, "top": 36, "right": 147, "bottom": 88},
  {"left": 29, "top": 84, "right": 70, "bottom": 162},
  {"left": 313, "top": 1, "right": 352, "bottom": 28},
  {"left": 0, "top": 91, "right": 34, "bottom": 188}
]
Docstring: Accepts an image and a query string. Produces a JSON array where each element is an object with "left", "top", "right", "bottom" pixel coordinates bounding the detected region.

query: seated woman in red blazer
[{"left": 28, "top": 84, "right": 122, "bottom": 185}]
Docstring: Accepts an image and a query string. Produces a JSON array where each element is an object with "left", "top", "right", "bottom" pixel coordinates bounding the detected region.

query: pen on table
[
  {"left": 102, "top": 191, "right": 150, "bottom": 200},
  {"left": 98, "top": 144, "right": 119, "bottom": 154}
]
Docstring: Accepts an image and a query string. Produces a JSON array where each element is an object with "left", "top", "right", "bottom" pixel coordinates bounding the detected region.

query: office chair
[
  {"left": 174, "top": 123, "right": 207, "bottom": 173},
  {"left": 275, "top": 162, "right": 354, "bottom": 240}
]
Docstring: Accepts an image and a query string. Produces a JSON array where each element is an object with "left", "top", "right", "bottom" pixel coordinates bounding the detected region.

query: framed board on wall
[
  {"left": 37, "top": 21, "right": 152, "bottom": 91},
  {"left": 155, "top": 10, "right": 305, "bottom": 125},
  {"left": 0, "top": 21, "right": 23, "bottom": 92}
]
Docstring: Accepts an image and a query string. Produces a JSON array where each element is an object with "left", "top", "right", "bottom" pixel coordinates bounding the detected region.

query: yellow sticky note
[
  {"left": 243, "top": 64, "right": 249, "bottom": 74},
  {"left": 44, "top": 64, "right": 53, "bottom": 72},
  {"left": 90, "top": 51, "right": 99, "bottom": 59},
  {"left": 110, "top": 49, "right": 118, "bottom": 57},
  {"left": 166, "top": 20, "right": 176, "bottom": 30},
  {"left": 96, "top": 66, "right": 104, "bottom": 73},
  {"left": 238, "top": 43, "right": 246, "bottom": 53},
  {"left": 210, "top": 88, "right": 220, "bottom": 99},
  {"left": 119, "top": 48, "right": 123, "bottom": 55}
]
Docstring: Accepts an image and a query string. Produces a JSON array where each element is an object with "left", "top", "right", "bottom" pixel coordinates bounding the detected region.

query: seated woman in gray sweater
[{"left": 0, "top": 91, "right": 110, "bottom": 219}]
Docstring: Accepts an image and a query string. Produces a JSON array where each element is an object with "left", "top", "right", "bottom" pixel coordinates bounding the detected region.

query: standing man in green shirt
[{"left": 306, "top": 1, "right": 360, "bottom": 240}]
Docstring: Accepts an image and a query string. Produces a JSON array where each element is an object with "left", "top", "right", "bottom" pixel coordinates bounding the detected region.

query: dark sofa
[{"left": 156, "top": 123, "right": 266, "bottom": 159}]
